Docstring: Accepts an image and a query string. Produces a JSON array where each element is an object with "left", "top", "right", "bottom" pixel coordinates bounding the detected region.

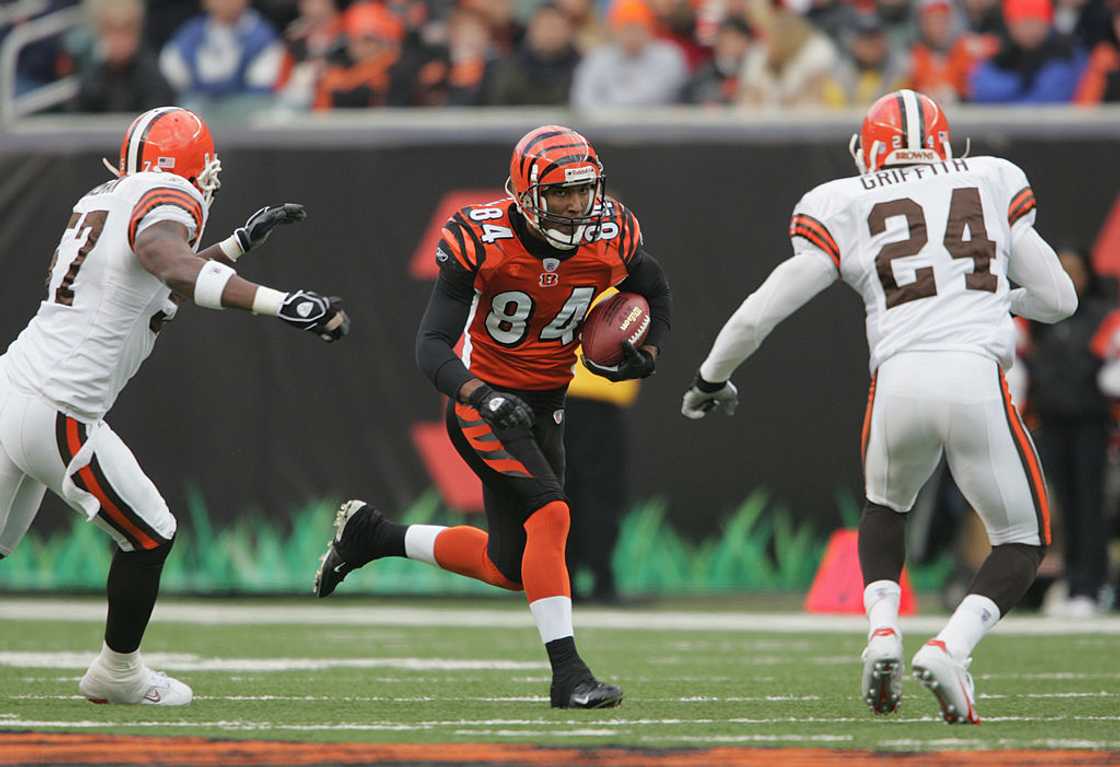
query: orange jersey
[{"left": 437, "top": 196, "right": 642, "bottom": 390}]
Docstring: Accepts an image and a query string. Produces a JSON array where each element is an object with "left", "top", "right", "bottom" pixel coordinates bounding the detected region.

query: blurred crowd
[{"left": 3, "top": 0, "right": 1120, "bottom": 117}]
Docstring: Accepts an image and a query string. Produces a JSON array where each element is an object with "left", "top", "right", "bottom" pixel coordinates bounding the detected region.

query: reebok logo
[
  {"left": 297, "top": 302, "right": 314, "bottom": 318},
  {"left": 144, "top": 688, "right": 162, "bottom": 703}
]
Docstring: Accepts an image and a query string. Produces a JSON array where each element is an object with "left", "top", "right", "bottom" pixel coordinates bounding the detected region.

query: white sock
[
  {"left": 935, "top": 594, "right": 1001, "bottom": 660},
  {"left": 529, "top": 596, "right": 574, "bottom": 644},
  {"left": 403, "top": 524, "right": 445, "bottom": 565},
  {"left": 95, "top": 642, "right": 141, "bottom": 678},
  {"left": 863, "top": 580, "right": 902, "bottom": 639}
]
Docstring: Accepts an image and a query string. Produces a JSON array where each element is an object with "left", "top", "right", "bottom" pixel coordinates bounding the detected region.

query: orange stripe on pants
[
  {"left": 66, "top": 419, "right": 158, "bottom": 550},
  {"left": 998, "top": 374, "right": 1052, "bottom": 545},
  {"left": 860, "top": 374, "right": 878, "bottom": 471}
]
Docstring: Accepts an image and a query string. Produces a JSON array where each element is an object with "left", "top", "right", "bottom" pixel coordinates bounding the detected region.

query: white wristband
[
  {"left": 218, "top": 234, "right": 245, "bottom": 262},
  {"left": 252, "top": 286, "right": 287, "bottom": 317},
  {"left": 193, "top": 261, "right": 236, "bottom": 310}
]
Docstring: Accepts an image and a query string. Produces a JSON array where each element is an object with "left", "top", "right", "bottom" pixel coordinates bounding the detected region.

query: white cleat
[
  {"left": 911, "top": 639, "right": 980, "bottom": 724},
  {"left": 80, "top": 664, "right": 193, "bottom": 706},
  {"left": 861, "top": 626, "right": 903, "bottom": 715}
]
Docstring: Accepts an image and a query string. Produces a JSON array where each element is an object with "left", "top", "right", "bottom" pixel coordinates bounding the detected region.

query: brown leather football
[{"left": 580, "top": 292, "right": 651, "bottom": 368}]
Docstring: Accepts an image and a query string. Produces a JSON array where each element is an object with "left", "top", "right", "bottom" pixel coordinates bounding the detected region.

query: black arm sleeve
[
  {"left": 415, "top": 274, "right": 475, "bottom": 399},
  {"left": 617, "top": 247, "right": 672, "bottom": 351}
]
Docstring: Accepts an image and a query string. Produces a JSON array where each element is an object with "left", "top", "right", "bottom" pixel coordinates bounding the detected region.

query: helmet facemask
[
  {"left": 508, "top": 167, "right": 606, "bottom": 251},
  {"left": 194, "top": 152, "right": 222, "bottom": 208}
]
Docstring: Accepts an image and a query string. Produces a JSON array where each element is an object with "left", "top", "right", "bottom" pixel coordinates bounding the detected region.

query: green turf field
[{"left": 1, "top": 597, "right": 1119, "bottom": 754}]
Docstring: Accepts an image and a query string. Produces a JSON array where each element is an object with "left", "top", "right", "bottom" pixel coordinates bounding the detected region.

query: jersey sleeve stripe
[
  {"left": 791, "top": 225, "right": 841, "bottom": 269},
  {"left": 1008, "top": 187, "right": 1036, "bottom": 226},
  {"left": 623, "top": 209, "right": 641, "bottom": 261},
  {"left": 133, "top": 187, "right": 203, "bottom": 223},
  {"left": 441, "top": 222, "right": 476, "bottom": 271},
  {"left": 452, "top": 213, "right": 486, "bottom": 267},
  {"left": 127, "top": 191, "right": 204, "bottom": 249},
  {"left": 616, "top": 208, "right": 631, "bottom": 262},
  {"left": 788, "top": 213, "right": 842, "bottom": 264}
]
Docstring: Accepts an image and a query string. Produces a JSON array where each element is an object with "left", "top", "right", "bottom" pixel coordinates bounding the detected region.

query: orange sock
[
  {"left": 521, "top": 501, "right": 572, "bottom": 603},
  {"left": 433, "top": 526, "right": 521, "bottom": 591}
]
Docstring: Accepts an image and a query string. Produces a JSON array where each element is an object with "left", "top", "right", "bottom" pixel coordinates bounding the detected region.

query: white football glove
[{"left": 681, "top": 375, "right": 739, "bottom": 420}]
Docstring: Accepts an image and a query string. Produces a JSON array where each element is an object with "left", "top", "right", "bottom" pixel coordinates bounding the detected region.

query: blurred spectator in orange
[
  {"left": 461, "top": 0, "right": 524, "bottom": 57},
  {"left": 275, "top": 0, "right": 345, "bottom": 110},
  {"left": 738, "top": 6, "right": 837, "bottom": 106},
  {"left": 908, "top": 0, "right": 971, "bottom": 103},
  {"left": 314, "top": 2, "right": 404, "bottom": 109},
  {"left": 684, "top": 16, "right": 753, "bottom": 104},
  {"left": 555, "top": 0, "right": 606, "bottom": 52},
  {"left": 73, "top": 0, "right": 176, "bottom": 113},
  {"left": 1075, "top": 2, "right": 1120, "bottom": 101},
  {"left": 571, "top": 0, "right": 687, "bottom": 108},
  {"left": 160, "top": 0, "right": 285, "bottom": 108},
  {"left": 823, "top": 13, "right": 909, "bottom": 106},
  {"left": 648, "top": 0, "right": 711, "bottom": 71},
  {"left": 486, "top": 3, "right": 580, "bottom": 106},
  {"left": 971, "top": 0, "right": 1088, "bottom": 102},
  {"left": 440, "top": 8, "right": 495, "bottom": 105}
]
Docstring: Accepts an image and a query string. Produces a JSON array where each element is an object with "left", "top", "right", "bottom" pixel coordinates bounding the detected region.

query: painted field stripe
[
  {"left": 4, "top": 600, "right": 1120, "bottom": 636},
  {"left": 0, "top": 652, "right": 544, "bottom": 672},
  {"left": 3, "top": 714, "right": 1117, "bottom": 730}
]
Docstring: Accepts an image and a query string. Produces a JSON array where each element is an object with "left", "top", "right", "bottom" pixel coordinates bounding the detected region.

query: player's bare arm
[{"left": 134, "top": 220, "right": 350, "bottom": 342}]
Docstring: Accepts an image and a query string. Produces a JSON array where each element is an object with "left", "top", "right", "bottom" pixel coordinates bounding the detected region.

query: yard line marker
[
  {"left": 0, "top": 652, "right": 544, "bottom": 672},
  {"left": 4, "top": 599, "right": 1120, "bottom": 635}
]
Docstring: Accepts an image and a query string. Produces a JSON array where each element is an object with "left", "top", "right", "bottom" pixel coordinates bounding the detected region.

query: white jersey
[
  {"left": 789, "top": 156, "right": 1036, "bottom": 373},
  {"left": 0, "top": 171, "right": 207, "bottom": 421}
]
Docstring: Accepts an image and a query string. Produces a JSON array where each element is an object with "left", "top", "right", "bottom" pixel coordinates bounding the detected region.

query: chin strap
[{"left": 102, "top": 157, "right": 122, "bottom": 178}]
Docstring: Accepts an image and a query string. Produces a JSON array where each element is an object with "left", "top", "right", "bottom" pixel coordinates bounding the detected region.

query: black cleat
[
  {"left": 313, "top": 500, "right": 382, "bottom": 598},
  {"left": 550, "top": 674, "right": 624, "bottom": 709}
]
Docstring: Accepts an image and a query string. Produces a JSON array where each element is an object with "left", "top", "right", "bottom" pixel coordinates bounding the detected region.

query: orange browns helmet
[
  {"left": 506, "top": 124, "right": 606, "bottom": 250},
  {"left": 849, "top": 89, "right": 956, "bottom": 175},
  {"left": 114, "top": 106, "right": 222, "bottom": 205}
]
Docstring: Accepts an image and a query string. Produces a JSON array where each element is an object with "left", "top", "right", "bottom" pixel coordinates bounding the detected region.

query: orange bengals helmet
[
  {"left": 850, "top": 89, "right": 955, "bottom": 175},
  {"left": 113, "top": 106, "right": 222, "bottom": 205},
  {"left": 506, "top": 125, "right": 606, "bottom": 250}
]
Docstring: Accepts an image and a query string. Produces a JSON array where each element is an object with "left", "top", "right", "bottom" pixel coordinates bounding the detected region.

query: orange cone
[{"left": 804, "top": 529, "right": 917, "bottom": 614}]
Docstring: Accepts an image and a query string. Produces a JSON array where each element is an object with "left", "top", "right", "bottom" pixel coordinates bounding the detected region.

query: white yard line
[
  {"left": 3, "top": 599, "right": 1120, "bottom": 635},
  {"left": 0, "top": 652, "right": 544, "bottom": 672},
  {"left": 4, "top": 714, "right": 1118, "bottom": 729}
]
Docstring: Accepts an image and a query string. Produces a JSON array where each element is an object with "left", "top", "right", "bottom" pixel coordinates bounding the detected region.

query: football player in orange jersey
[{"left": 315, "top": 125, "right": 672, "bottom": 708}]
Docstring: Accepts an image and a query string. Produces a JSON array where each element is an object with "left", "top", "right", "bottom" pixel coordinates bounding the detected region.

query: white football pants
[
  {"left": 0, "top": 366, "right": 174, "bottom": 555},
  {"left": 862, "top": 351, "right": 1049, "bottom": 546}
]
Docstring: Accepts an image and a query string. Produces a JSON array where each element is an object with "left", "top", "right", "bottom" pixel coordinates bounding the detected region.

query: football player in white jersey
[
  {"left": 682, "top": 90, "right": 1076, "bottom": 724},
  {"left": 0, "top": 106, "right": 349, "bottom": 705}
]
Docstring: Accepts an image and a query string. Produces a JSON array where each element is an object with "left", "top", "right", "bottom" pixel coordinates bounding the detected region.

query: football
[{"left": 580, "top": 292, "right": 651, "bottom": 368}]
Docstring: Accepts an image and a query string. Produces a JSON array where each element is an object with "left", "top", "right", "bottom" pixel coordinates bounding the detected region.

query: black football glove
[
  {"left": 277, "top": 290, "right": 349, "bottom": 343},
  {"left": 582, "top": 341, "right": 656, "bottom": 382},
  {"left": 467, "top": 384, "right": 535, "bottom": 430},
  {"left": 234, "top": 203, "right": 307, "bottom": 254},
  {"left": 681, "top": 372, "right": 739, "bottom": 420}
]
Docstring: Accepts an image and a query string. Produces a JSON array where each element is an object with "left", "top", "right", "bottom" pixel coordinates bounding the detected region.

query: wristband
[
  {"left": 694, "top": 372, "right": 727, "bottom": 393},
  {"left": 193, "top": 261, "right": 236, "bottom": 310},
  {"left": 218, "top": 234, "right": 245, "bottom": 262},
  {"left": 252, "top": 286, "right": 287, "bottom": 317}
]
